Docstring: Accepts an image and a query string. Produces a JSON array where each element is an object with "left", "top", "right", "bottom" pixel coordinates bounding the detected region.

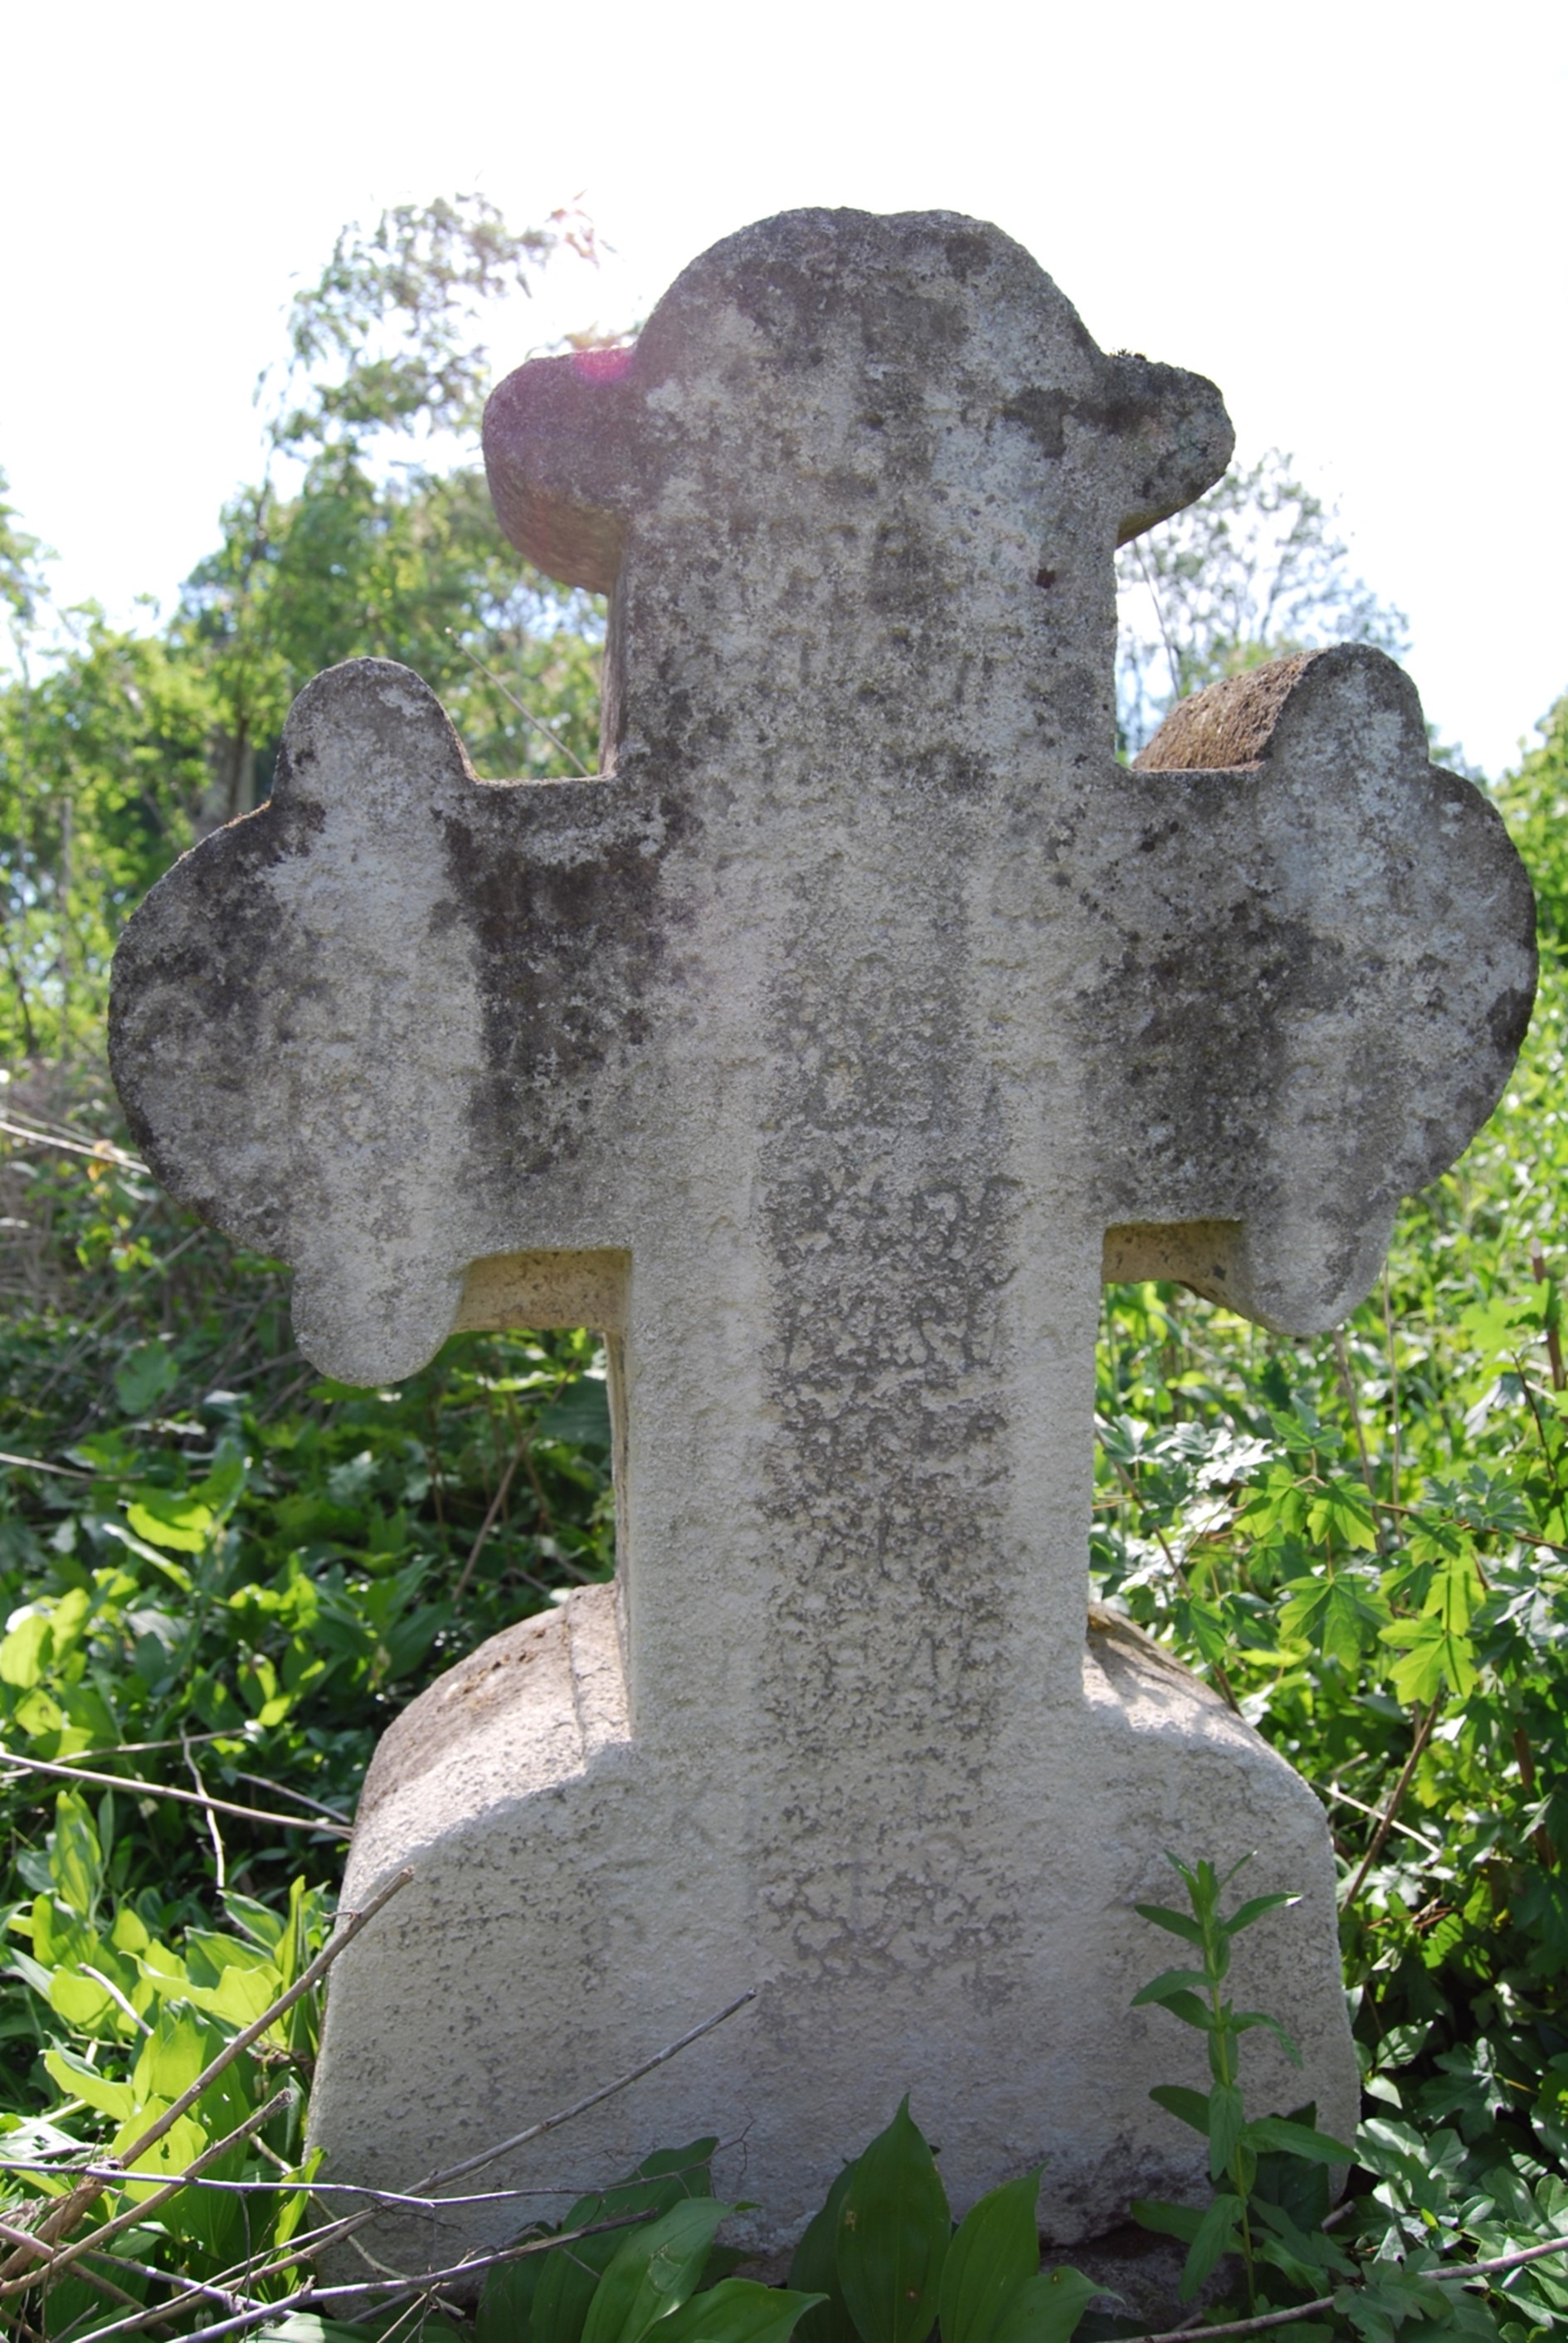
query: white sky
[{"left": 4, "top": 0, "right": 1565, "bottom": 775}]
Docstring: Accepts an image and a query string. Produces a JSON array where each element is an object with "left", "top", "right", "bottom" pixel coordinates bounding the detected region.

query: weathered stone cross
[{"left": 110, "top": 211, "right": 1533, "bottom": 2258}]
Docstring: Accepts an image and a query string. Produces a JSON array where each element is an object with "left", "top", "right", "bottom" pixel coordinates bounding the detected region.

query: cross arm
[
  {"left": 1092, "top": 645, "right": 1535, "bottom": 1332},
  {"left": 109, "top": 659, "right": 674, "bottom": 1385}
]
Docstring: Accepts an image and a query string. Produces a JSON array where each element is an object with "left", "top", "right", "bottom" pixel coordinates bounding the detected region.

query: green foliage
[
  {"left": 0, "top": 195, "right": 605, "bottom": 1063},
  {"left": 1127, "top": 1862, "right": 1568, "bottom": 2341},
  {"left": 0, "top": 1084, "right": 615, "bottom": 1929},
  {"left": 1497, "top": 695, "right": 1568, "bottom": 962},
  {"left": 1131, "top": 1855, "right": 1352, "bottom": 2307},
  {"left": 2, "top": 175, "right": 1568, "bottom": 2343},
  {"left": 475, "top": 2138, "right": 818, "bottom": 2343},
  {"left": 0, "top": 466, "right": 51, "bottom": 642},
  {"left": 784, "top": 2106, "right": 1093, "bottom": 2343},
  {"left": 0, "top": 1783, "right": 328, "bottom": 2334},
  {"left": 271, "top": 191, "right": 597, "bottom": 454}
]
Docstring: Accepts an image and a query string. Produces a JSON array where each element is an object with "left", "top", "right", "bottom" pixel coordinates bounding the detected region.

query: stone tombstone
[{"left": 109, "top": 209, "right": 1536, "bottom": 2258}]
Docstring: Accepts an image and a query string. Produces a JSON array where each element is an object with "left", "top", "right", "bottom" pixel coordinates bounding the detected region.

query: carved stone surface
[{"left": 109, "top": 208, "right": 1535, "bottom": 2258}]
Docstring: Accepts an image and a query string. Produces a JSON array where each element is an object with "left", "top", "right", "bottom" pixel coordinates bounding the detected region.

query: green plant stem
[{"left": 1204, "top": 1922, "right": 1257, "bottom": 2313}]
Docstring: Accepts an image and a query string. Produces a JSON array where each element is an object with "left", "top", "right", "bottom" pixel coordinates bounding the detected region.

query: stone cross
[{"left": 110, "top": 210, "right": 1534, "bottom": 2259}]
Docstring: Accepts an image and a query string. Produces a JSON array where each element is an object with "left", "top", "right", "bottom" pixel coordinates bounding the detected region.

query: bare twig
[
  {"left": 14, "top": 1728, "right": 250, "bottom": 1765},
  {"left": 1532, "top": 1242, "right": 1566, "bottom": 1391},
  {"left": 0, "top": 2219, "right": 149, "bottom": 2318},
  {"left": 47, "top": 1980, "right": 753, "bottom": 2343},
  {"left": 1130, "top": 538, "right": 1182, "bottom": 709},
  {"left": 79, "top": 1965, "right": 153, "bottom": 2037},
  {"left": 0, "top": 1871, "right": 412, "bottom": 2281},
  {"left": 1119, "top": 2296, "right": 1339, "bottom": 2343},
  {"left": 427, "top": 1984, "right": 758, "bottom": 2190},
  {"left": 454, "top": 1426, "right": 531, "bottom": 1603},
  {"left": 0, "top": 1449, "right": 92, "bottom": 1479},
  {"left": 446, "top": 636, "right": 590, "bottom": 776},
  {"left": 228, "top": 1771, "right": 353, "bottom": 1828},
  {"left": 0, "top": 1116, "right": 146, "bottom": 1173},
  {"left": 0, "top": 1748, "right": 352, "bottom": 1838},
  {"left": 64, "top": 2209, "right": 644, "bottom": 2343},
  {"left": 184, "top": 1734, "right": 227, "bottom": 1891},
  {"left": 1112, "top": 2229, "right": 1568, "bottom": 2343},
  {"left": 1322, "top": 1781, "right": 1442, "bottom": 1858},
  {"left": 1341, "top": 1697, "right": 1444, "bottom": 1910},
  {"left": 1, "top": 2090, "right": 296, "bottom": 2300},
  {"left": 82, "top": 2242, "right": 240, "bottom": 2316},
  {"left": 0, "top": 2165, "right": 577, "bottom": 2209}
]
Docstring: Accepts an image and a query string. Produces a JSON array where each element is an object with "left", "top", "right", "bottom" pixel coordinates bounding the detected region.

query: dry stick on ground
[
  {"left": 1341, "top": 1694, "right": 1445, "bottom": 1910},
  {"left": 2, "top": 2092, "right": 297, "bottom": 2303},
  {"left": 0, "top": 1868, "right": 412, "bottom": 2284},
  {"left": 0, "top": 2216, "right": 149, "bottom": 2318},
  {"left": 1116, "top": 2231, "right": 1568, "bottom": 2343},
  {"left": 68, "top": 2211, "right": 651, "bottom": 2343},
  {"left": 227, "top": 1771, "right": 354, "bottom": 1827},
  {"left": 0, "top": 1749, "right": 353, "bottom": 1839},
  {"left": 81, "top": 2212, "right": 1568, "bottom": 2343},
  {"left": 51, "top": 1982, "right": 758, "bottom": 2343}
]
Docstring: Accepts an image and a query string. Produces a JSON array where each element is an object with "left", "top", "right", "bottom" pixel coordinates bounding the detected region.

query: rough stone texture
[{"left": 108, "top": 208, "right": 1536, "bottom": 2259}]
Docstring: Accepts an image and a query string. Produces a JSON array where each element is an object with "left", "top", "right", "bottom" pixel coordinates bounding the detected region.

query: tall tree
[
  {"left": 0, "top": 197, "right": 607, "bottom": 1061},
  {"left": 181, "top": 192, "right": 607, "bottom": 832}
]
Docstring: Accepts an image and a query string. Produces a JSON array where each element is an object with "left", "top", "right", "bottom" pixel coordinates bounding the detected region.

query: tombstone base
[{"left": 309, "top": 1588, "right": 1356, "bottom": 2267}]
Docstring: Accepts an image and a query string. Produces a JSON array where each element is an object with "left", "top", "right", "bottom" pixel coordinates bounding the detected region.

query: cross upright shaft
[{"left": 109, "top": 207, "right": 1534, "bottom": 2253}]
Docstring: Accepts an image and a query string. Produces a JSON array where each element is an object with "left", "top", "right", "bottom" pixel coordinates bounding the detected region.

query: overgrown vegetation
[{"left": 2, "top": 194, "right": 1567, "bottom": 2340}]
